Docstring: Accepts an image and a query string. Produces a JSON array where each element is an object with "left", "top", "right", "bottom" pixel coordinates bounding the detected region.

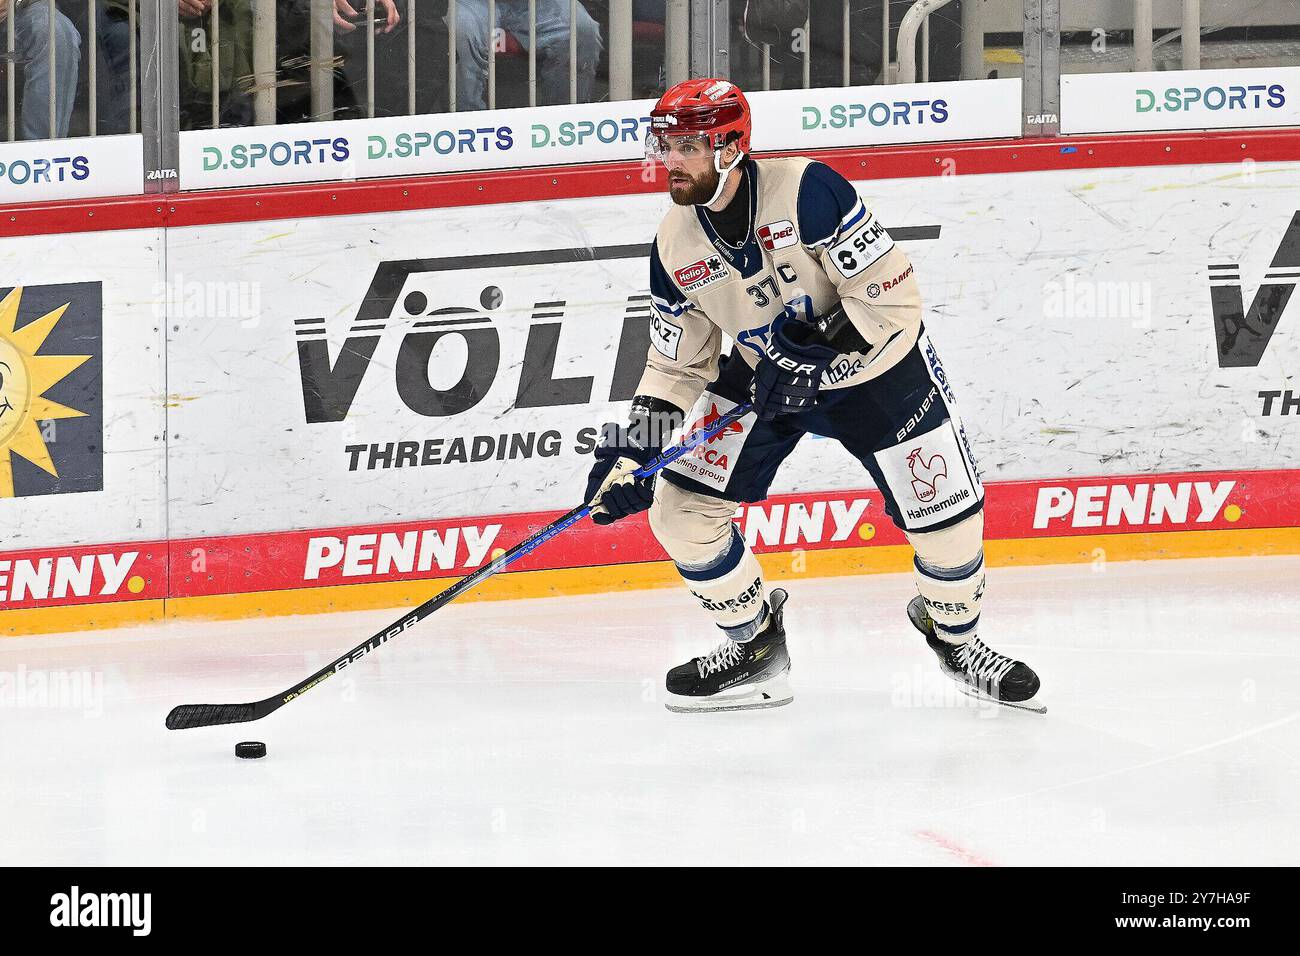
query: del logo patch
[
  {"left": 0, "top": 284, "right": 103, "bottom": 498},
  {"left": 757, "top": 220, "right": 797, "bottom": 251},
  {"left": 674, "top": 255, "right": 727, "bottom": 293}
]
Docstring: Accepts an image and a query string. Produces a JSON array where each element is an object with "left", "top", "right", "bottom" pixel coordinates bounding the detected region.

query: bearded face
[
  {"left": 661, "top": 134, "right": 725, "bottom": 206},
  {"left": 668, "top": 162, "right": 721, "bottom": 206}
]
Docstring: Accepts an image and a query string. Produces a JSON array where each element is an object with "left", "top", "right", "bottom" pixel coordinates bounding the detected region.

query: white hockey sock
[
  {"left": 676, "top": 526, "right": 768, "bottom": 640},
  {"left": 913, "top": 552, "right": 985, "bottom": 643}
]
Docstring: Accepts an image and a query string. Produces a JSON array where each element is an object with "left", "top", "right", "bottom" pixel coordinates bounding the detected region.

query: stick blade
[{"left": 166, "top": 702, "right": 260, "bottom": 730}]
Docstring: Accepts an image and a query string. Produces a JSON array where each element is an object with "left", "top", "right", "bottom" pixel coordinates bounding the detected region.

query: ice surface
[{"left": 3, "top": 556, "right": 1298, "bottom": 865}]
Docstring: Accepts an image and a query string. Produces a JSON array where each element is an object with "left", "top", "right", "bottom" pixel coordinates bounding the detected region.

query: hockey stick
[{"left": 165, "top": 402, "right": 753, "bottom": 730}]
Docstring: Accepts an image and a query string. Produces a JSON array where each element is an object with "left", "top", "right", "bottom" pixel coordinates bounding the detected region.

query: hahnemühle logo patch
[{"left": 0, "top": 284, "right": 102, "bottom": 498}]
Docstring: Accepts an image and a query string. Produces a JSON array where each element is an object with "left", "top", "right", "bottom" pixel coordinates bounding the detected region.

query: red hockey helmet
[{"left": 646, "top": 79, "right": 753, "bottom": 162}]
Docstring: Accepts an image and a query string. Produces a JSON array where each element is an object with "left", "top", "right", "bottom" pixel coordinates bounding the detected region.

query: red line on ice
[{"left": 915, "top": 830, "right": 996, "bottom": 867}]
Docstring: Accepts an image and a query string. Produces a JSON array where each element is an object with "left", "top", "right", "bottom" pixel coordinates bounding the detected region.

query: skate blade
[
  {"left": 665, "top": 694, "right": 794, "bottom": 714},
  {"left": 664, "top": 672, "right": 794, "bottom": 714},
  {"left": 957, "top": 684, "right": 1048, "bottom": 714}
]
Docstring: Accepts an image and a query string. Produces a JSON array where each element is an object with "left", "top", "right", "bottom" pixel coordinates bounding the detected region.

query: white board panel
[{"left": 163, "top": 159, "right": 1300, "bottom": 536}]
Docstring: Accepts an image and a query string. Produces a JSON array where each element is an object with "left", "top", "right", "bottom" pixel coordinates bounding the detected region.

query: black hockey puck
[{"left": 235, "top": 741, "right": 267, "bottom": 759}]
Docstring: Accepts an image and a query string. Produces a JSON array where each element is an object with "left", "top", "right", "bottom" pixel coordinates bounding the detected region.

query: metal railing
[
  {"left": 896, "top": 0, "right": 988, "bottom": 84},
  {"left": 2, "top": 0, "right": 144, "bottom": 140},
  {"left": 1136, "top": 0, "right": 1204, "bottom": 71},
  {"left": 743, "top": 0, "right": 989, "bottom": 92},
  {"left": 1056, "top": 0, "right": 1299, "bottom": 75},
  {"left": 899, "top": 0, "right": 947, "bottom": 84},
  {"left": 5, "top": 0, "right": 113, "bottom": 141}
]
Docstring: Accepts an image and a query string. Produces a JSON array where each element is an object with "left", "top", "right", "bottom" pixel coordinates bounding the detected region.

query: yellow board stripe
[
  {"left": 984, "top": 48, "right": 1026, "bottom": 64},
  {"left": 3, "top": 526, "right": 1299, "bottom": 637}
]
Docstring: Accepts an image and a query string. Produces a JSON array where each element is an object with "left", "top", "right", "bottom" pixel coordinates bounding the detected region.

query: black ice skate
[
  {"left": 907, "top": 595, "right": 1046, "bottom": 714},
  {"left": 665, "top": 588, "right": 793, "bottom": 713}
]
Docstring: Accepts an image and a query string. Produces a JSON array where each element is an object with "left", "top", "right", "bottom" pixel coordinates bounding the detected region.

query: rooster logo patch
[{"left": 906, "top": 448, "right": 947, "bottom": 502}]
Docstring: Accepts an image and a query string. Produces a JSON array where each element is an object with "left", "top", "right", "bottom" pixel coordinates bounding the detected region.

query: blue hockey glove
[
  {"left": 584, "top": 397, "right": 684, "bottom": 525},
  {"left": 751, "top": 317, "right": 839, "bottom": 422}
]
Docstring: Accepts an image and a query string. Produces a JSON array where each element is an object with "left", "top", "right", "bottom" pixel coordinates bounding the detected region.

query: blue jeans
[
  {"left": 448, "top": 0, "right": 603, "bottom": 110},
  {"left": 13, "top": 1, "right": 81, "bottom": 139},
  {"left": 94, "top": 7, "right": 133, "bottom": 135}
]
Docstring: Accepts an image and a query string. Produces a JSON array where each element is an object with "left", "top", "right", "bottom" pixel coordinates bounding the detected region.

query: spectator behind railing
[
  {"left": 332, "top": 0, "right": 401, "bottom": 119},
  {"left": 333, "top": 0, "right": 400, "bottom": 34},
  {"left": 739, "top": 0, "right": 964, "bottom": 89},
  {"left": 97, "top": 0, "right": 255, "bottom": 134},
  {"left": 448, "top": 0, "right": 603, "bottom": 110},
  {"left": 1, "top": 0, "right": 80, "bottom": 139}
]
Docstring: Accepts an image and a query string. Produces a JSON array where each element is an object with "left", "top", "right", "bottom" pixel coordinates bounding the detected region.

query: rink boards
[{"left": 1, "top": 132, "right": 1297, "bottom": 632}]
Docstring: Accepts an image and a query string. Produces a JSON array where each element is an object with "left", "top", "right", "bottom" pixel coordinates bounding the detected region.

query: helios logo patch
[
  {"left": 0, "top": 284, "right": 102, "bottom": 498},
  {"left": 674, "top": 255, "right": 727, "bottom": 293}
]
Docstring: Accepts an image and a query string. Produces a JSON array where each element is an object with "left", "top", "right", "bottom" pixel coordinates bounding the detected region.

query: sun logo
[{"left": 0, "top": 287, "right": 91, "bottom": 498}]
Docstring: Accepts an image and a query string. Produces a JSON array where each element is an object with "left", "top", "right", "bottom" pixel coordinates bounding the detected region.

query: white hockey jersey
[{"left": 639, "top": 156, "right": 923, "bottom": 412}]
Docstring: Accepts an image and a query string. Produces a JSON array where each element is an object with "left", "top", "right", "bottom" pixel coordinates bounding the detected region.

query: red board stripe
[{"left": 1, "top": 467, "right": 1295, "bottom": 612}]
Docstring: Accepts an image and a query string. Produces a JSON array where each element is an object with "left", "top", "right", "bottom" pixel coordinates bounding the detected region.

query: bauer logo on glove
[{"left": 750, "top": 315, "right": 840, "bottom": 422}]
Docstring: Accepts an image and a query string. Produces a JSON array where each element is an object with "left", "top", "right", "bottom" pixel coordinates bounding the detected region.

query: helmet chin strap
[{"left": 700, "top": 148, "right": 745, "bottom": 208}]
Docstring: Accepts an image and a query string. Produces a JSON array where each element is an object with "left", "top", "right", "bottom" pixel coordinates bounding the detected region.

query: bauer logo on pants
[
  {"left": 874, "top": 422, "right": 981, "bottom": 529},
  {"left": 0, "top": 284, "right": 103, "bottom": 498}
]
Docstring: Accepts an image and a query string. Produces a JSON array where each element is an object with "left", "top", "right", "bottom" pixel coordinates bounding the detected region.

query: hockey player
[{"left": 583, "top": 79, "right": 1042, "bottom": 713}]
